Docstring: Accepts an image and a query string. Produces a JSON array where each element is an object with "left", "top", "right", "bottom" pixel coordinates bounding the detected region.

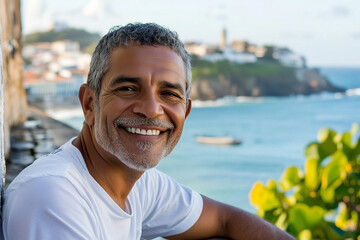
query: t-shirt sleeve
[
  {"left": 140, "top": 169, "right": 203, "bottom": 239},
  {"left": 3, "top": 176, "right": 98, "bottom": 240}
]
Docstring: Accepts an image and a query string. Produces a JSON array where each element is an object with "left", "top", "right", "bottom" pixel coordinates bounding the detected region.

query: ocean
[{"left": 49, "top": 67, "right": 360, "bottom": 213}]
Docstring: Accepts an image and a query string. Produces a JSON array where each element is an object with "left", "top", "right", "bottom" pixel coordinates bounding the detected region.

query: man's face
[{"left": 93, "top": 45, "right": 191, "bottom": 171}]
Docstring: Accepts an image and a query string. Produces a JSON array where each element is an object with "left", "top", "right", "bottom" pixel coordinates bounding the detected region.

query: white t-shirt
[{"left": 3, "top": 138, "right": 203, "bottom": 240}]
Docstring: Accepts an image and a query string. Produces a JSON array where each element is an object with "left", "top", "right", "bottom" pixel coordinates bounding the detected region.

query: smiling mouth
[
  {"left": 114, "top": 117, "right": 173, "bottom": 137},
  {"left": 125, "top": 127, "right": 161, "bottom": 136}
]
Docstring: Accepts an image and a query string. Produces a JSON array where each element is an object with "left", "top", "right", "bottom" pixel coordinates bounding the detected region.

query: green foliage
[
  {"left": 250, "top": 123, "right": 360, "bottom": 239},
  {"left": 24, "top": 28, "right": 101, "bottom": 51}
]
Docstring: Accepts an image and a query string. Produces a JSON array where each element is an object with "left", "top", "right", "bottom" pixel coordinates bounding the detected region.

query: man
[{"left": 3, "top": 23, "right": 295, "bottom": 240}]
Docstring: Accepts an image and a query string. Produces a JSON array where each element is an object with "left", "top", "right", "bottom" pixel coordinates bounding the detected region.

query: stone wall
[
  {"left": 0, "top": 0, "right": 28, "bottom": 158},
  {"left": 1, "top": 24, "right": 5, "bottom": 228}
]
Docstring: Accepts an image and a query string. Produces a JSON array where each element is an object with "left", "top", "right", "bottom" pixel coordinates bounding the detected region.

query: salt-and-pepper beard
[{"left": 94, "top": 110, "right": 176, "bottom": 171}]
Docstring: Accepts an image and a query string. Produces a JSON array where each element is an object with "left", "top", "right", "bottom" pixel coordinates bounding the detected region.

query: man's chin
[{"left": 118, "top": 156, "right": 161, "bottom": 172}]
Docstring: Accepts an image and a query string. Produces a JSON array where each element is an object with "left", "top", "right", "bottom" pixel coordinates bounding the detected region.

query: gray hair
[{"left": 87, "top": 22, "right": 192, "bottom": 103}]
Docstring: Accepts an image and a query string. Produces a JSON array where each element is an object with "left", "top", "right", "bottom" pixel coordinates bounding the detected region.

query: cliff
[{"left": 190, "top": 59, "right": 343, "bottom": 100}]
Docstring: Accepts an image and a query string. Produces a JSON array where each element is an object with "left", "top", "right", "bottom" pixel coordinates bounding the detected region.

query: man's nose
[{"left": 133, "top": 92, "right": 164, "bottom": 118}]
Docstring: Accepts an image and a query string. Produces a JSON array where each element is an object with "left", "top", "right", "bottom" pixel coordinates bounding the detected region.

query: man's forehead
[
  {"left": 109, "top": 45, "right": 185, "bottom": 75},
  {"left": 110, "top": 44, "right": 181, "bottom": 61},
  {"left": 102, "top": 45, "right": 187, "bottom": 89}
]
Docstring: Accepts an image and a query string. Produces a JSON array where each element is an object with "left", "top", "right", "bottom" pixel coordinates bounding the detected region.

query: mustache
[{"left": 114, "top": 117, "right": 174, "bottom": 130}]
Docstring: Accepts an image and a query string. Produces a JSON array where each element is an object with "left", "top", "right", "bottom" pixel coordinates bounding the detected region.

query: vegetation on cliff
[
  {"left": 191, "top": 56, "right": 343, "bottom": 100},
  {"left": 24, "top": 28, "right": 101, "bottom": 51}
]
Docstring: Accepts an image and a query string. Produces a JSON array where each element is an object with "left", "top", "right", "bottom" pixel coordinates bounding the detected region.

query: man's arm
[{"left": 166, "top": 195, "right": 296, "bottom": 240}]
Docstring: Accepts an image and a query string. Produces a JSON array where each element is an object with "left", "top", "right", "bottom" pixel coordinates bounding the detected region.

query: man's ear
[
  {"left": 185, "top": 98, "right": 192, "bottom": 119},
  {"left": 78, "top": 84, "right": 95, "bottom": 126}
]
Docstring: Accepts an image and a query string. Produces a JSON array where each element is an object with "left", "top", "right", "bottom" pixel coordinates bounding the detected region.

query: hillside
[
  {"left": 190, "top": 57, "right": 343, "bottom": 100},
  {"left": 24, "top": 28, "right": 101, "bottom": 51}
]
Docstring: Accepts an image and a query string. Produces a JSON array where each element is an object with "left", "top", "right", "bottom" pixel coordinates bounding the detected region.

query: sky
[{"left": 21, "top": 0, "right": 360, "bottom": 67}]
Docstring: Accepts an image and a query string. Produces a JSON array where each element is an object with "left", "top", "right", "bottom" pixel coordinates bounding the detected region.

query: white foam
[
  {"left": 192, "top": 96, "right": 263, "bottom": 108},
  {"left": 346, "top": 88, "right": 360, "bottom": 96}
]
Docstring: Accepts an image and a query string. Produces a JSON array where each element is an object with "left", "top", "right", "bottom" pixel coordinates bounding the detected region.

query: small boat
[{"left": 197, "top": 136, "right": 242, "bottom": 145}]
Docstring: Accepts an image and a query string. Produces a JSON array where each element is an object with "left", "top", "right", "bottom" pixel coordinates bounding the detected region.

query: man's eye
[
  {"left": 163, "top": 91, "right": 180, "bottom": 98},
  {"left": 118, "top": 86, "right": 136, "bottom": 92}
]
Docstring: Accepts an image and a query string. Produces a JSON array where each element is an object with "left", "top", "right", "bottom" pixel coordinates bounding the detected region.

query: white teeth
[{"left": 125, "top": 127, "right": 161, "bottom": 136}]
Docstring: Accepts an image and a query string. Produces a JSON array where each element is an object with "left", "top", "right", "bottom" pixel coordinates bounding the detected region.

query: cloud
[
  {"left": 320, "top": 5, "right": 350, "bottom": 18},
  {"left": 23, "top": 0, "right": 54, "bottom": 34},
  {"left": 81, "top": 0, "right": 117, "bottom": 19},
  {"left": 351, "top": 32, "right": 360, "bottom": 39},
  {"left": 279, "top": 32, "right": 314, "bottom": 39},
  {"left": 331, "top": 6, "right": 350, "bottom": 17},
  {"left": 82, "top": 0, "right": 105, "bottom": 18}
]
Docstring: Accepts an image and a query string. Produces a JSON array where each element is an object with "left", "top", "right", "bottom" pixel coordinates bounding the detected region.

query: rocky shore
[{"left": 5, "top": 106, "right": 79, "bottom": 187}]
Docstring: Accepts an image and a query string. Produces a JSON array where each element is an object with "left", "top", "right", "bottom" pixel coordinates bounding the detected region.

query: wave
[
  {"left": 192, "top": 96, "right": 264, "bottom": 108},
  {"left": 346, "top": 88, "right": 360, "bottom": 96}
]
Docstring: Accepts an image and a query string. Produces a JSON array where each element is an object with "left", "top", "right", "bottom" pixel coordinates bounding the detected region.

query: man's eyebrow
[
  {"left": 110, "top": 76, "right": 141, "bottom": 87},
  {"left": 160, "top": 81, "right": 185, "bottom": 94}
]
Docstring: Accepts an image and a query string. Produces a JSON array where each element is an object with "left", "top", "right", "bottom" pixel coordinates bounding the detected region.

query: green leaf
[
  {"left": 318, "top": 128, "right": 335, "bottom": 143},
  {"left": 275, "top": 212, "right": 288, "bottom": 230},
  {"left": 298, "top": 229, "right": 312, "bottom": 240},
  {"left": 289, "top": 204, "right": 326, "bottom": 233},
  {"left": 305, "top": 133, "right": 337, "bottom": 161},
  {"left": 320, "top": 187, "right": 335, "bottom": 203},
  {"left": 340, "top": 132, "right": 353, "bottom": 157},
  {"left": 280, "top": 166, "right": 304, "bottom": 191},
  {"left": 305, "top": 158, "right": 320, "bottom": 190},
  {"left": 321, "top": 151, "right": 348, "bottom": 190},
  {"left": 305, "top": 142, "right": 321, "bottom": 160},
  {"left": 350, "top": 123, "right": 358, "bottom": 137},
  {"left": 318, "top": 129, "right": 338, "bottom": 160},
  {"left": 250, "top": 181, "right": 281, "bottom": 211},
  {"left": 348, "top": 138, "right": 360, "bottom": 162},
  {"left": 267, "top": 179, "right": 278, "bottom": 191},
  {"left": 341, "top": 132, "right": 352, "bottom": 147}
]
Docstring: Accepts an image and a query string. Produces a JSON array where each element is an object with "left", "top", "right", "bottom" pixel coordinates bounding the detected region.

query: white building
[
  {"left": 273, "top": 48, "right": 306, "bottom": 68},
  {"left": 185, "top": 42, "right": 218, "bottom": 57},
  {"left": 51, "top": 40, "right": 80, "bottom": 54},
  {"left": 203, "top": 47, "right": 257, "bottom": 64}
]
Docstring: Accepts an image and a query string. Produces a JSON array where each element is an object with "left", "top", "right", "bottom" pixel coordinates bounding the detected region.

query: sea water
[{"left": 51, "top": 67, "right": 360, "bottom": 213}]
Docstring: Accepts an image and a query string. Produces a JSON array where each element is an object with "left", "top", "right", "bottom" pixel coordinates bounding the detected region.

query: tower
[{"left": 220, "top": 27, "right": 227, "bottom": 48}]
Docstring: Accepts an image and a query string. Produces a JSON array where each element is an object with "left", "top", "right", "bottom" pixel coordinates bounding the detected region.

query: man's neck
[{"left": 73, "top": 124, "right": 143, "bottom": 211}]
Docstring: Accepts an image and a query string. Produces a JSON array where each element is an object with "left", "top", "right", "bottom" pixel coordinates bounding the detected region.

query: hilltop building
[
  {"left": 184, "top": 42, "right": 218, "bottom": 57},
  {"left": 185, "top": 28, "right": 306, "bottom": 68},
  {"left": 202, "top": 48, "right": 257, "bottom": 64},
  {"left": 220, "top": 28, "right": 227, "bottom": 49},
  {"left": 185, "top": 27, "right": 258, "bottom": 64}
]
